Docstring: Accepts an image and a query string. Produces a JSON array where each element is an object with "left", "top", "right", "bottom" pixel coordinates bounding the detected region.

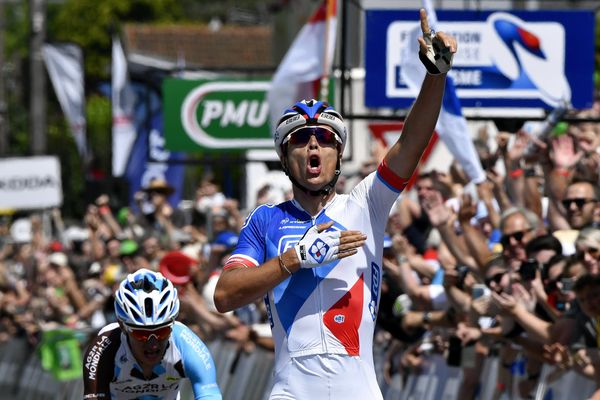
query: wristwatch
[{"left": 422, "top": 311, "right": 432, "bottom": 325}]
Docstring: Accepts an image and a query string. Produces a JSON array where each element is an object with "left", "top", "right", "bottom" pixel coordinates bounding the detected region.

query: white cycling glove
[
  {"left": 419, "top": 30, "right": 453, "bottom": 75},
  {"left": 294, "top": 225, "right": 341, "bottom": 269}
]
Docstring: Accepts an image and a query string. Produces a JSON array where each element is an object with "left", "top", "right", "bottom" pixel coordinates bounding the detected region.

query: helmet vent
[
  {"left": 160, "top": 291, "right": 169, "bottom": 304},
  {"left": 144, "top": 298, "right": 154, "bottom": 318},
  {"left": 124, "top": 292, "right": 136, "bottom": 305}
]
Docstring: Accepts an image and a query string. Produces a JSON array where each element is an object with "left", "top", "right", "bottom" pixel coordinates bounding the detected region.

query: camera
[
  {"left": 471, "top": 284, "right": 491, "bottom": 300},
  {"left": 446, "top": 335, "right": 462, "bottom": 367},
  {"left": 560, "top": 277, "right": 575, "bottom": 293},
  {"left": 518, "top": 259, "right": 538, "bottom": 281}
]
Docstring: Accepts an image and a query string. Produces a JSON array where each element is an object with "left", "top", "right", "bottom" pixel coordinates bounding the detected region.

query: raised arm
[{"left": 384, "top": 9, "right": 456, "bottom": 179}]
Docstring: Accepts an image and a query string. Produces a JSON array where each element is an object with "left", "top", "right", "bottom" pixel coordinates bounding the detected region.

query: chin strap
[{"left": 283, "top": 158, "right": 342, "bottom": 197}]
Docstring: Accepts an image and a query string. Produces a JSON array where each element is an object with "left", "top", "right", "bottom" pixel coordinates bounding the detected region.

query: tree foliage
[{"left": 48, "top": 0, "right": 184, "bottom": 80}]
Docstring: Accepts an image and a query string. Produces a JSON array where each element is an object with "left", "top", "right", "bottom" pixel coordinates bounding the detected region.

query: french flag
[
  {"left": 400, "top": 0, "right": 486, "bottom": 184},
  {"left": 267, "top": 0, "right": 337, "bottom": 132}
]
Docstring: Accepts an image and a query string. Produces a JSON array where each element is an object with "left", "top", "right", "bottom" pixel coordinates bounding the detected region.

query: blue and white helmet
[
  {"left": 114, "top": 269, "right": 179, "bottom": 327},
  {"left": 274, "top": 99, "right": 347, "bottom": 159}
]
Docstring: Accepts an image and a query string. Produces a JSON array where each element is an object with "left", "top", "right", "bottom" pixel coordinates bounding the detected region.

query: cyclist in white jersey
[
  {"left": 83, "top": 269, "right": 222, "bottom": 400},
  {"left": 214, "top": 9, "right": 456, "bottom": 400}
]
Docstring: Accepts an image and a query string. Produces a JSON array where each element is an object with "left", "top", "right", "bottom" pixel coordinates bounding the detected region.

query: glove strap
[{"left": 419, "top": 51, "right": 442, "bottom": 75}]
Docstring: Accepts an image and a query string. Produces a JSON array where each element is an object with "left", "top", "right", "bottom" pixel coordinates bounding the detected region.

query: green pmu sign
[{"left": 163, "top": 78, "right": 274, "bottom": 151}]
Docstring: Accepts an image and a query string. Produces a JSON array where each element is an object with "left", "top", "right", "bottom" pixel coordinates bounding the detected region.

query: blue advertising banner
[
  {"left": 365, "top": 9, "right": 595, "bottom": 109},
  {"left": 125, "top": 85, "right": 186, "bottom": 208}
]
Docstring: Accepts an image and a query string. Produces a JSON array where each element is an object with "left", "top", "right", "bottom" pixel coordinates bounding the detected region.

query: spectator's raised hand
[
  {"left": 496, "top": 132, "right": 511, "bottom": 154},
  {"left": 476, "top": 180, "right": 494, "bottom": 205},
  {"left": 491, "top": 291, "right": 518, "bottom": 315},
  {"left": 392, "top": 233, "right": 415, "bottom": 258},
  {"left": 550, "top": 134, "right": 583, "bottom": 170},
  {"left": 422, "top": 190, "right": 451, "bottom": 227},
  {"left": 457, "top": 194, "right": 477, "bottom": 224},
  {"left": 442, "top": 267, "right": 460, "bottom": 288},
  {"left": 543, "top": 343, "right": 572, "bottom": 369},
  {"left": 456, "top": 321, "right": 482, "bottom": 345},
  {"left": 485, "top": 169, "right": 504, "bottom": 189},
  {"left": 511, "top": 281, "right": 536, "bottom": 311},
  {"left": 506, "top": 131, "right": 530, "bottom": 164}
]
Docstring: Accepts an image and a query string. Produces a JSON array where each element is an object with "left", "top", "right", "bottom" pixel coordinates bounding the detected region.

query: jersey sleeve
[
  {"left": 350, "top": 160, "right": 408, "bottom": 226},
  {"left": 223, "top": 204, "right": 271, "bottom": 270},
  {"left": 172, "top": 323, "right": 223, "bottom": 399},
  {"left": 82, "top": 325, "right": 121, "bottom": 399}
]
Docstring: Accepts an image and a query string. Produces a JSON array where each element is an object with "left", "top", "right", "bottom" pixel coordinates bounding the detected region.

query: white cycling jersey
[
  {"left": 224, "top": 162, "right": 407, "bottom": 399},
  {"left": 82, "top": 321, "right": 222, "bottom": 400}
]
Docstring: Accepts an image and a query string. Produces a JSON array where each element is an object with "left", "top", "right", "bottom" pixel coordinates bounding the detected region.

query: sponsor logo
[
  {"left": 85, "top": 335, "right": 111, "bottom": 380},
  {"left": 0, "top": 176, "right": 58, "bottom": 191},
  {"left": 178, "top": 329, "right": 212, "bottom": 370},
  {"left": 165, "top": 375, "right": 179, "bottom": 381},
  {"left": 369, "top": 262, "right": 381, "bottom": 321},
  {"left": 334, "top": 314, "right": 345, "bottom": 324},
  {"left": 119, "top": 382, "right": 179, "bottom": 394},
  {"left": 309, "top": 238, "right": 329, "bottom": 263},
  {"left": 179, "top": 81, "right": 273, "bottom": 149}
]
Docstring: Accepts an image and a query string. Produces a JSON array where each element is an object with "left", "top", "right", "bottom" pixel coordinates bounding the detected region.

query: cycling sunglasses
[
  {"left": 124, "top": 324, "right": 172, "bottom": 342},
  {"left": 561, "top": 198, "right": 597, "bottom": 210},
  {"left": 500, "top": 229, "right": 532, "bottom": 248},
  {"left": 284, "top": 127, "right": 339, "bottom": 147}
]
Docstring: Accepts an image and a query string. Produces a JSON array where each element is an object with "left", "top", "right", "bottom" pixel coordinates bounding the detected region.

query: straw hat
[{"left": 142, "top": 179, "right": 175, "bottom": 195}]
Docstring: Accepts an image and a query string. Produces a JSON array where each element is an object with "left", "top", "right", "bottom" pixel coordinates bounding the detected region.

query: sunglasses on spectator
[
  {"left": 284, "top": 127, "right": 339, "bottom": 147},
  {"left": 500, "top": 229, "right": 532, "bottom": 247},
  {"left": 576, "top": 247, "right": 600, "bottom": 260},
  {"left": 484, "top": 272, "right": 505, "bottom": 287},
  {"left": 123, "top": 324, "right": 172, "bottom": 342},
  {"left": 561, "top": 198, "right": 597, "bottom": 209}
]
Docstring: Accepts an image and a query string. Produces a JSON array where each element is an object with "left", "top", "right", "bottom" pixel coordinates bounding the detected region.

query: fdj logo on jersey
[
  {"left": 369, "top": 262, "right": 381, "bottom": 321},
  {"left": 309, "top": 238, "right": 330, "bottom": 264}
]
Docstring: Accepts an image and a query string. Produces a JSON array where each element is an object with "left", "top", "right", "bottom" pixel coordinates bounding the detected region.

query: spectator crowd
[{"left": 0, "top": 98, "right": 599, "bottom": 398}]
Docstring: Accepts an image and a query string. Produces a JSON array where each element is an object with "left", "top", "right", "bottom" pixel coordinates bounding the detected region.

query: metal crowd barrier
[{"left": 0, "top": 336, "right": 596, "bottom": 400}]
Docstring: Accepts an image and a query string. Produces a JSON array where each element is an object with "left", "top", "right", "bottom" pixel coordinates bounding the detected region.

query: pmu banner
[
  {"left": 365, "top": 9, "right": 594, "bottom": 109},
  {"left": 163, "top": 78, "right": 273, "bottom": 151}
]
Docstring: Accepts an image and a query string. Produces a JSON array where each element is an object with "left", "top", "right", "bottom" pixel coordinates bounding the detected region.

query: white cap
[{"left": 48, "top": 252, "right": 68, "bottom": 267}]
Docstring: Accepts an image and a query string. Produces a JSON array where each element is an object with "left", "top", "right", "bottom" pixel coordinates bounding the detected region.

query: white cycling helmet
[
  {"left": 274, "top": 99, "right": 347, "bottom": 159},
  {"left": 114, "top": 269, "right": 179, "bottom": 327}
]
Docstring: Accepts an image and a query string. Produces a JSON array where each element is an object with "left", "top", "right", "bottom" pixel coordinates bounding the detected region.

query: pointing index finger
[{"left": 420, "top": 8, "right": 430, "bottom": 35}]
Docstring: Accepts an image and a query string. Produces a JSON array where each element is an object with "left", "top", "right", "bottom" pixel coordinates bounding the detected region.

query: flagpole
[{"left": 319, "top": 0, "right": 334, "bottom": 101}]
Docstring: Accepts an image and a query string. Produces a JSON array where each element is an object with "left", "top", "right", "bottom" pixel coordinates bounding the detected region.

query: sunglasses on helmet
[
  {"left": 284, "top": 127, "right": 339, "bottom": 147},
  {"left": 124, "top": 324, "right": 172, "bottom": 342}
]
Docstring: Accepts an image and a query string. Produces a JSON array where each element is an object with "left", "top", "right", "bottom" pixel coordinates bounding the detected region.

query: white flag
[
  {"left": 112, "top": 36, "right": 137, "bottom": 177},
  {"left": 267, "top": 0, "right": 337, "bottom": 132},
  {"left": 42, "top": 43, "right": 87, "bottom": 159},
  {"left": 400, "top": 0, "right": 486, "bottom": 184}
]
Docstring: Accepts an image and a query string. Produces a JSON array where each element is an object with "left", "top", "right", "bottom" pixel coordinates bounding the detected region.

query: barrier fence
[{"left": 0, "top": 334, "right": 596, "bottom": 400}]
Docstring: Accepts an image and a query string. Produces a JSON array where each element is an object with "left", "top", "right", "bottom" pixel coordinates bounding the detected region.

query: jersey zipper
[{"left": 312, "top": 216, "right": 328, "bottom": 353}]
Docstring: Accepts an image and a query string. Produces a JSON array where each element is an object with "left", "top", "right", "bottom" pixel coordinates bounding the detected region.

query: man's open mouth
[{"left": 308, "top": 155, "right": 321, "bottom": 173}]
